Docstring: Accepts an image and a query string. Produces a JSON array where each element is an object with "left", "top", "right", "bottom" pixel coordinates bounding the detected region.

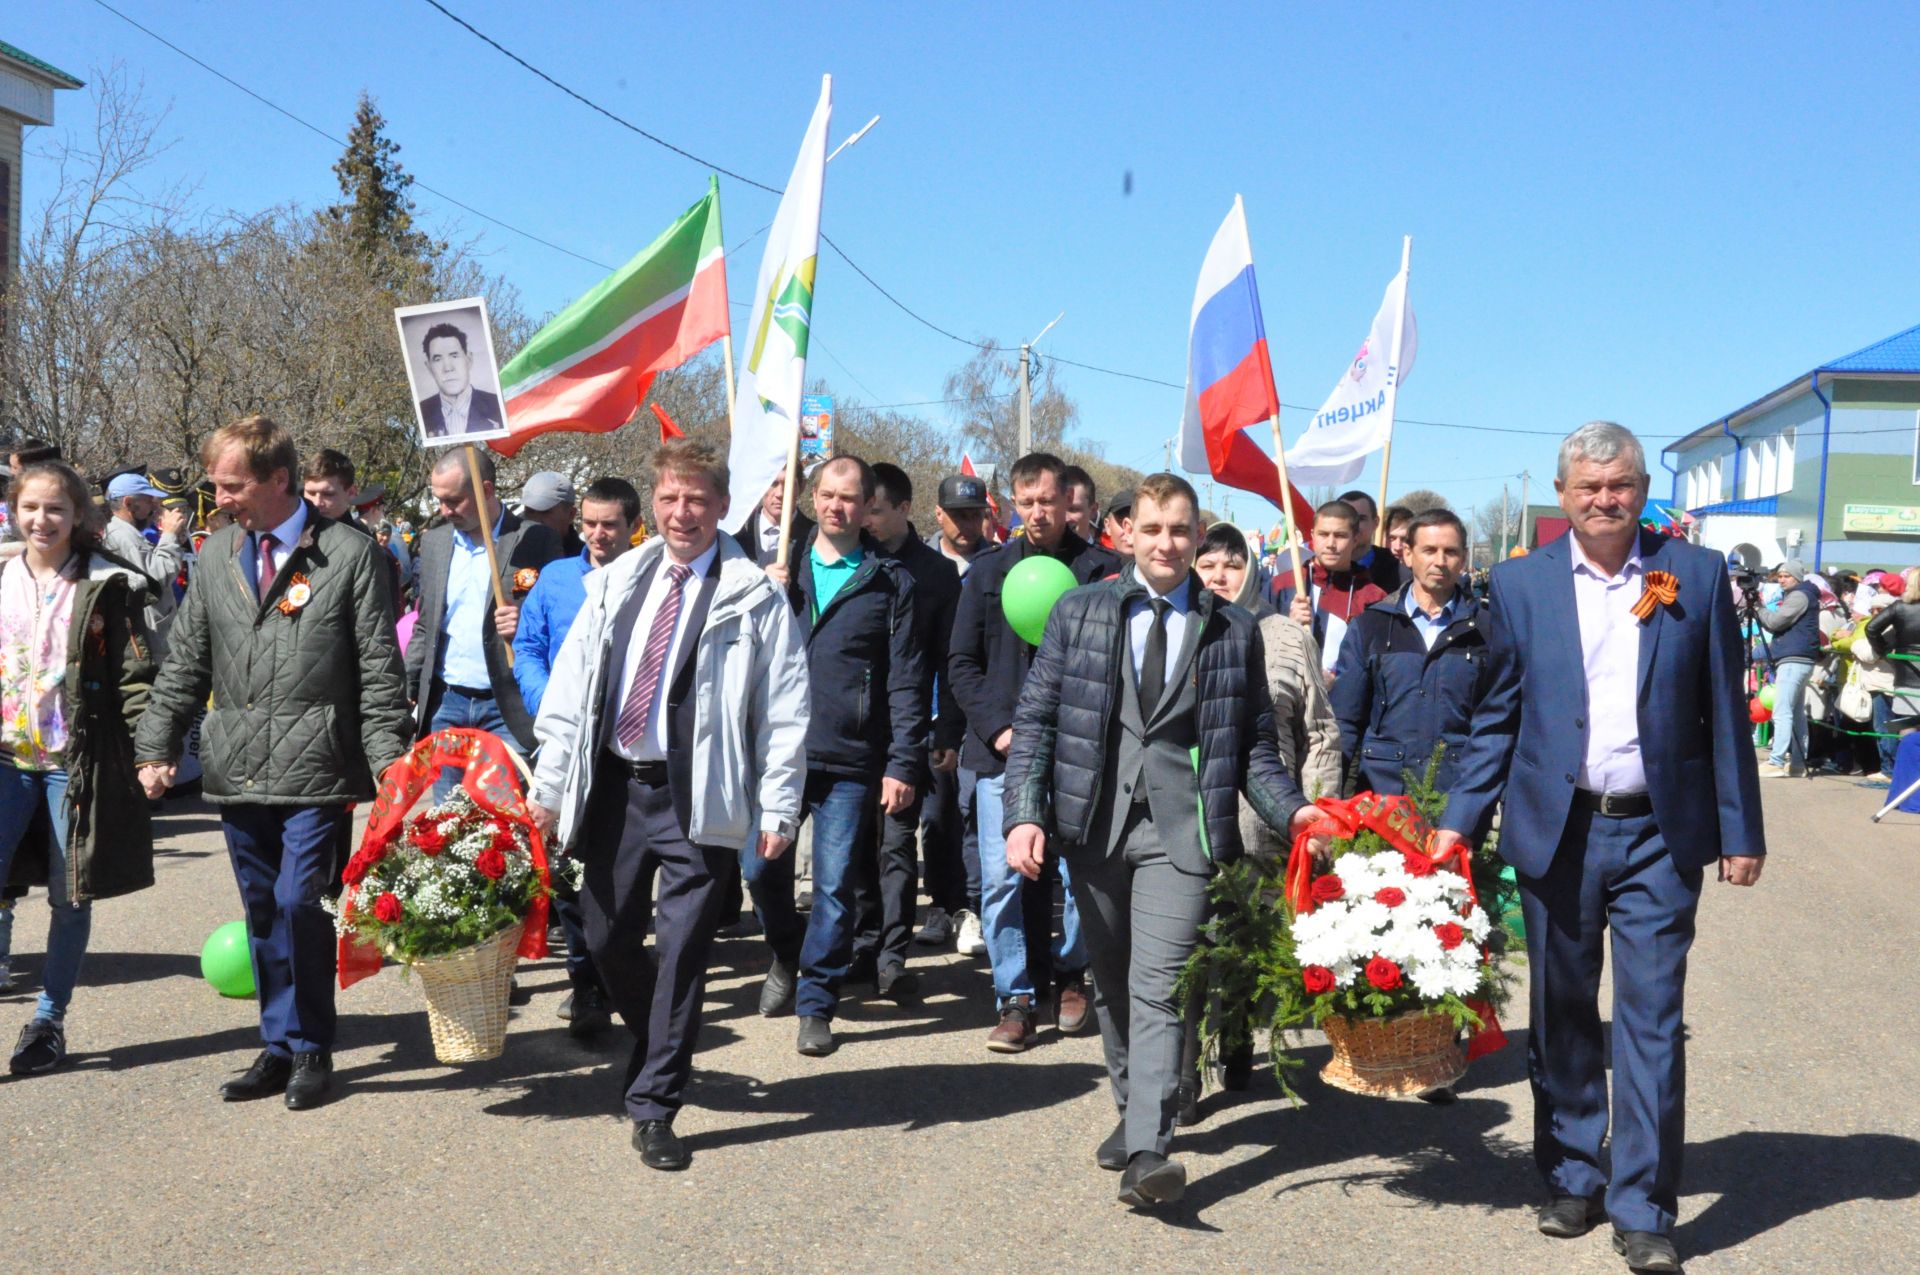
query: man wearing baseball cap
[
  {"left": 102, "top": 469, "right": 189, "bottom": 650},
  {"left": 1103, "top": 491, "right": 1134, "bottom": 556},
  {"left": 520, "top": 472, "right": 583, "bottom": 557}
]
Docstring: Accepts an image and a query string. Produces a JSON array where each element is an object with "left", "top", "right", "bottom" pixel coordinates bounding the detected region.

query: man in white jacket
[{"left": 528, "top": 438, "right": 809, "bottom": 1172}]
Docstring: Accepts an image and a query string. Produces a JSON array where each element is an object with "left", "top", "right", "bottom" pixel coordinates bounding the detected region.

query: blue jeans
[
  {"left": 1872, "top": 693, "right": 1900, "bottom": 777},
  {"left": 428, "top": 684, "right": 515, "bottom": 800},
  {"left": 1767, "top": 661, "right": 1813, "bottom": 767},
  {"left": 740, "top": 773, "right": 874, "bottom": 1021},
  {"left": 0, "top": 767, "right": 90, "bottom": 1022},
  {"left": 975, "top": 773, "right": 1088, "bottom": 1008}
]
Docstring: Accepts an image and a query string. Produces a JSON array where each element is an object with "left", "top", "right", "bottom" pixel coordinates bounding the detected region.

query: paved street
[{"left": 4, "top": 765, "right": 1916, "bottom": 1273}]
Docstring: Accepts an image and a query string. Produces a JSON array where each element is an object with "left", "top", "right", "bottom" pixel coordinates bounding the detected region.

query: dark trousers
[
  {"left": 740, "top": 772, "right": 875, "bottom": 1020},
  {"left": 1066, "top": 805, "right": 1211, "bottom": 1158},
  {"left": 579, "top": 757, "right": 731, "bottom": 1124},
  {"left": 1521, "top": 807, "right": 1703, "bottom": 1235},
  {"left": 550, "top": 886, "right": 604, "bottom": 994},
  {"left": 852, "top": 791, "right": 923, "bottom": 973},
  {"left": 923, "top": 764, "right": 981, "bottom": 915},
  {"left": 221, "top": 804, "right": 348, "bottom": 1057}
]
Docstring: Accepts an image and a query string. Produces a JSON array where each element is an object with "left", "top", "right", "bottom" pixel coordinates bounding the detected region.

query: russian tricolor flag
[{"left": 1178, "top": 197, "right": 1313, "bottom": 532}]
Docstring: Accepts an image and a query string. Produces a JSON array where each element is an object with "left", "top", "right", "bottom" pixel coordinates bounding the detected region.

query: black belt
[
  {"left": 602, "top": 751, "right": 669, "bottom": 785},
  {"left": 1573, "top": 788, "right": 1653, "bottom": 818},
  {"left": 442, "top": 682, "right": 494, "bottom": 699}
]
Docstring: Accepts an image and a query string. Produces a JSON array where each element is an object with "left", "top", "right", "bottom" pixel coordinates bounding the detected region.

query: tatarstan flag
[{"left": 491, "top": 178, "right": 729, "bottom": 457}]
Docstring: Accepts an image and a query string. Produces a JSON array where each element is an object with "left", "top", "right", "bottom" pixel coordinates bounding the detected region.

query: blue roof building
[{"left": 1662, "top": 323, "right": 1920, "bottom": 573}]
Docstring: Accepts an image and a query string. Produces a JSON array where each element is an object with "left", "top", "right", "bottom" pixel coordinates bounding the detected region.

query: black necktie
[{"left": 1139, "top": 598, "right": 1170, "bottom": 716}]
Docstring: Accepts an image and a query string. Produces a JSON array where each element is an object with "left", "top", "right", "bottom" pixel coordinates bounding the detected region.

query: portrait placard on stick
[{"left": 395, "top": 297, "right": 511, "bottom": 449}]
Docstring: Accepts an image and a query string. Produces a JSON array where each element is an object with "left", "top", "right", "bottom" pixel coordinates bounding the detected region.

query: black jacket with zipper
[
  {"left": 878, "top": 526, "right": 963, "bottom": 760},
  {"left": 787, "top": 529, "right": 929, "bottom": 785}
]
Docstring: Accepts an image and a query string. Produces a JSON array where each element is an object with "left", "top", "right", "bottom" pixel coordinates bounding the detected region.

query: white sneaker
[
  {"left": 955, "top": 909, "right": 986, "bottom": 956},
  {"left": 1759, "top": 762, "right": 1791, "bottom": 779},
  {"left": 914, "top": 907, "right": 954, "bottom": 947},
  {"left": 0, "top": 960, "right": 12, "bottom": 994}
]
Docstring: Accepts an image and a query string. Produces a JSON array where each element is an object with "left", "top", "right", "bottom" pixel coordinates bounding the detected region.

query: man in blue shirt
[{"left": 514, "top": 477, "right": 641, "bottom": 1037}]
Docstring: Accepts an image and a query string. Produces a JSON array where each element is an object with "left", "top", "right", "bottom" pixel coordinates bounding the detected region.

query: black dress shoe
[
  {"left": 876, "top": 964, "right": 920, "bottom": 1002},
  {"left": 633, "top": 1119, "right": 689, "bottom": 1171},
  {"left": 796, "top": 1014, "right": 835, "bottom": 1057},
  {"left": 1118, "top": 1151, "right": 1187, "bottom": 1208},
  {"left": 568, "top": 984, "right": 613, "bottom": 1038},
  {"left": 1173, "top": 1079, "right": 1201, "bottom": 1127},
  {"left": 758, "top": 961, "right": 796, "bottom": 1017},
  {"left": 1612, "top": 1230, "right": 1680, "bottom": 1273},
  {"left": 1096, "top": 1120, "right": 1128, "bottom": 1172},
  {"left": 220, "top": 1050, "right": 292, "bottom": 1102},
  {"left": 1537, "top": 1194, "right": 1606, "bottom": 1237},
  {"left": 284, "top": 1051, "right": 333, "bottom": 1110}
]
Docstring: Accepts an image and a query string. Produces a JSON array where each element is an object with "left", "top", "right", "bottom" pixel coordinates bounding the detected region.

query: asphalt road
[{"left": 3, "top": 766, "right": 1916, "bottom": 1273}]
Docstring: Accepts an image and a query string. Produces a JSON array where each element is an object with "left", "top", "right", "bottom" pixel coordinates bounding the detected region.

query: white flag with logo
[
  {"left": 1284, "top": 262, "right": 1417, "bottom": 487},
  {"left": 723, "top": 75, "right": 832, "bottom": 534}
]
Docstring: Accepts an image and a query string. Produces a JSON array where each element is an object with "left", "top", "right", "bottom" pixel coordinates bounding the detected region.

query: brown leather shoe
[
  {"left": 987, "top": 995, "right": 1036, "bottom": 1053},
  {"left": 1054, "top": 977, "right": 1092, "bottom": 1034}
]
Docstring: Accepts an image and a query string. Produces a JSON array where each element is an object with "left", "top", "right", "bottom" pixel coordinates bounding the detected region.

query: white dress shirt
[
  {"left": 758, "top": 517, "right": 782, "bottom": 562},
  {"left": 1570, "top": 536, "right": 1647, "bottom": 794},
  {"left": 612, "top": 541, "right": 719, "bottom": 761},
  {"left": 1126, "top": 574, "right": 1194, "bottom": 684},
  {"left": 438, "top": 385, "right": 475, "bottom": 435}
]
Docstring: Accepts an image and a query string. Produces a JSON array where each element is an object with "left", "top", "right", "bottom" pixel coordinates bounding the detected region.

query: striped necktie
[{"left": 614, "top": 563, "right": 693, "bottom": 751}]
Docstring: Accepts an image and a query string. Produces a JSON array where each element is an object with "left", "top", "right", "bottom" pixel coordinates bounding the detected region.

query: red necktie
[
  {"left": 614, "top": 563, "right": 692, "bottom": 751},
  {"left": 256, "top": 532, "right": 277, "bottom": 598}
]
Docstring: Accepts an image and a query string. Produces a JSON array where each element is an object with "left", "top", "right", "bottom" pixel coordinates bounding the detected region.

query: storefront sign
[{"left": 1842, "top": 503, "right": 1920, "bottom": 535}]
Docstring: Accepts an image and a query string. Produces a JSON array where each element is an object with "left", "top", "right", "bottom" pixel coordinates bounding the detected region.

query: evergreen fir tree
[{"left": 328, "top": 92, "right": 436, "bottom": 266}]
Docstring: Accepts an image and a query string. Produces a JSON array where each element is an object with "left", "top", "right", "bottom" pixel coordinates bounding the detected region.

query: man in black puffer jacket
[{"left": 1003, "top": 473, "right": 1329, "bottom": 1209}]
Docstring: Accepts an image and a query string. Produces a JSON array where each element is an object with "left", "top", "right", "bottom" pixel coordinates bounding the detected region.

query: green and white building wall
[{"left": 1663, "top": 323, "right": 1920, "bottom": 574}]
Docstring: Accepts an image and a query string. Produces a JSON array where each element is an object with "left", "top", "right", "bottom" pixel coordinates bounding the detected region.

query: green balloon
[
  {"left": 1002, "top": 555, "right": 1078, "bottom": 646},
  {"left": 1758, "top": 684, "right": 1777, "bottom": 709},
  {"left": 200, "top": 921, "right": 256, "bottom": 998}
]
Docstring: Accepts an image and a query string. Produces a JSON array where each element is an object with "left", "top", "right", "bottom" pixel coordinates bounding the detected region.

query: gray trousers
[{"left": 1067, "top": 806, "right": 1212, "bottom": 1158}]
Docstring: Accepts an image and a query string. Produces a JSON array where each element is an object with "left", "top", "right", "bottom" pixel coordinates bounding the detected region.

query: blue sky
[{"left": 14, "top": 1, "right": 1920, "bottom": 521}]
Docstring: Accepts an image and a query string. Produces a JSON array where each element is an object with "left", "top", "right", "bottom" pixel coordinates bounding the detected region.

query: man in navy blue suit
[{"left": 1435, "top": 422, "right": 1765, "bottom": 1274}]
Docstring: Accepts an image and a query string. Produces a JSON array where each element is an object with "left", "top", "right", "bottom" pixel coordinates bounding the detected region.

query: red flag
[{"left": 650, "top": 402, "right": 684, "bottom": 441}]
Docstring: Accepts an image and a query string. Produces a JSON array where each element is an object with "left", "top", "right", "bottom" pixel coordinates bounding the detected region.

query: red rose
[
  {"left": 1402, "top": 850, "right": 1438, "bottom": 877},
  {"left": 341, "top": 853, "right": 372, "bottom": 886},
  {"left": 1310, "top": 874, "right": 1345, "bottom": 904},
  {"left": 1302, "top": 965, "right": 1336, "bottom": 995},
  {"left": 1374, "top": 887, "right": 1406, "bottom": 907},
  {"left": 1434, "top": 922, "right": 1466, "bottom": 951},
  {"left": 475, "top": 848, "right": 508, "bottom": 881},
  {"left": 372, "top": 892, "right": 403, "bottom": 923},
  {"left": 1364, "top": 957, "right": 1403, "bottom": 991},
  {"left": 412, "top": 824, "right": 445, "bottom": 856},
  {"left": 491, "top": 829, "right": 517, "bottom": 856}
]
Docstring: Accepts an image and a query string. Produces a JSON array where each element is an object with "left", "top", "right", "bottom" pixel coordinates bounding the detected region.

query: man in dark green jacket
[{"left": 135, "top": 416, "right": 411, "bottom": 1112}]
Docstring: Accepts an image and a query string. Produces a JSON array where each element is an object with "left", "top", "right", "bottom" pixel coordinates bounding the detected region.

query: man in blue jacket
[
  {"left": 1331, "top": 507, "right": 1496, "bottom": 822},
  {"left": 748, "top": 455, "right": 928, "bottom": 1058},
  {"left": 513, "top": 477, "right": 641, "bottom": 1037},
  {"left": 1435, "top": 423, "right": 1765, "bottom": 1274}
]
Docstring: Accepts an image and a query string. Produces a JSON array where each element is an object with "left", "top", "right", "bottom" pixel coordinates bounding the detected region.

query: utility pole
[
  {"left": 1165, "top": 436, "right": 1175, "bottom": 469},
  {"left": 1499, "top": 482, "right": 1512, "bottom": 560},
  {"left": 1016, "top": 312, "right": 1064, "bottom": 459},
  {"left": 1518, "top": 470, "right": 1531, "bottom": 550}
]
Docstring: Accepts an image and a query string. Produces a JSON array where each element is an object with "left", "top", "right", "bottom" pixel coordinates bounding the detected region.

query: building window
[{"left": 1777, "top": 427, "right": 1794, "bottom": 494}]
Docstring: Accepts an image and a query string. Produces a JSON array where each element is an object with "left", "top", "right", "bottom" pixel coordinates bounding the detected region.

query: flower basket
[
  {"left": 329, "top": 728, "right": 554, "bottom": 1065},
  {"left": 1321, "top": 1009, "right": 1465, "bottom": 1097},
  {"left": 412, "top": 918, "right": 526, "bottom": 1063}
]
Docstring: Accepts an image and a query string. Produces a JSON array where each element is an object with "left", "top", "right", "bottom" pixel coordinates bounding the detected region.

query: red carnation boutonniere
[
  {"left": 1631, "top": 570, "right": 1679, "bottom": 624},
  {"left": 277, "top": 573, "right": 313, "bottom": 616},
  {"left": 512, "top": 567, "right": 540, "bottom": 596}
]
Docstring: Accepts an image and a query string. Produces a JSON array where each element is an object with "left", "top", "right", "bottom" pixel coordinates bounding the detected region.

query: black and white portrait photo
[{"left": 395, "top": 297, "right": 510, "bottom": 446}]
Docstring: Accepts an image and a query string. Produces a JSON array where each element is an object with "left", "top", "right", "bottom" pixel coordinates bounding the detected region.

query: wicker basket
[
  {"left": 1321, "top": 1009, "right": 1466, "bottom": 1097},
  {"left": 410, "top": 919, "right": 525, "bottom": 1064}
]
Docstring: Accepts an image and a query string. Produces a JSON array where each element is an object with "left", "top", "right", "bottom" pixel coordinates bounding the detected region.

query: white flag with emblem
[
  {"left": 1284, "top": 259, "right": 1418, "bottom": 486},
  {"left": 723, "top": 75, "right": 832, "bottom": 534}
]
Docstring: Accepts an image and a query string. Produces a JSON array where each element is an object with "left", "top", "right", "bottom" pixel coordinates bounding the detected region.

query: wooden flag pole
[
  {"left": 1373, "top": 235, "right": 1413, "bottom": 544},
  {"left": 462, "top": 442, "right": 514, "bottom": 669},
  {"left": 1267, "top": 414, "right": 1306, "bottom": 589},
  {"left": 774, "top": 415, "right": 803, "bottom": 571}
]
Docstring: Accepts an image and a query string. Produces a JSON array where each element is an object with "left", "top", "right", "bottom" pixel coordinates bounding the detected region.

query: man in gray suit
[
  {"left": 1003, "top": 473, "right": 1331, "bottom": 1208},
  {"left": 406, "top": 449, "right": 561, "bottom": 789}
]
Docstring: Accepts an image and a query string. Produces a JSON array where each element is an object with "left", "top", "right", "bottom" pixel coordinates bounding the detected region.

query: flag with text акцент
[
  {"left": 723, "top": 75, "right": 832, "bottom": 535},
  {"left": 1177, "top": 196, "right": 1314, "bottom": 532},
  {"left": 1283, "top": 258, "right": 1418, "bottom": 487},
  {"left": 491, "top": 178, "right": 729, "bottom": 458}
]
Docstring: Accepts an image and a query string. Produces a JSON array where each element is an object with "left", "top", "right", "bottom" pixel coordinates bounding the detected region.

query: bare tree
[
  {"left": 941, "top": 343, "right": 1077, "bottom": 476},
  {"left": 1395, "top": 488, "right": 1450, "bottom": 514}
]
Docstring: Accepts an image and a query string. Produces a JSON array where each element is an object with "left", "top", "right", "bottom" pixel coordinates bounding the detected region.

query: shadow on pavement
[
  {"left": 1677, "top": 1131, "right": 1920, "bottom": 1258},
  {"left": 58, "top": 950, "right": 205, "bottom": 987}
]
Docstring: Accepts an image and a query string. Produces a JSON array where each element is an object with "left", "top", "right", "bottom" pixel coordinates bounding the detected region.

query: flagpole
[
  {"left": 462, "top": 442, "right": 514, "bottom": 670},
  {"left": 1266, "top": 414, "right": 1304, "bottom": 588},
  {"left": 1373, "top": 235, "right": 1412, "bottom": 544}
]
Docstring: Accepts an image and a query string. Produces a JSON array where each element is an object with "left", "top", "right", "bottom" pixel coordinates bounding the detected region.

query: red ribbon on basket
[
  {"left": 337, "top": 727, "right": 552, "bottom": 988},
  {"left": 1287, "top": 792, "right": 1508, "bottom": 1060}
]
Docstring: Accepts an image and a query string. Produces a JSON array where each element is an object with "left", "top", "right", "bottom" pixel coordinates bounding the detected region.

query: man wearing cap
[
  {"left": 1757, "top": 558, "right": 1821, "bottom": 779},
  {"left": 1103, "top": 492, "right": 1135, "bottom": 557},
  {"left": 520, "top": 471, "right": 584, "bottom": 558},
  {"left": 102, "top": 470, "right": 190, "bottom": 649},
  {"left": 918, "top": 474, "right": 994, "bottom": 952}
]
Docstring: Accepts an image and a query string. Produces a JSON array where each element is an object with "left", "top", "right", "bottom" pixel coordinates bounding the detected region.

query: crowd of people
[{"left": 1, "top": 415, "right": 1915, "bottom": 1268}]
